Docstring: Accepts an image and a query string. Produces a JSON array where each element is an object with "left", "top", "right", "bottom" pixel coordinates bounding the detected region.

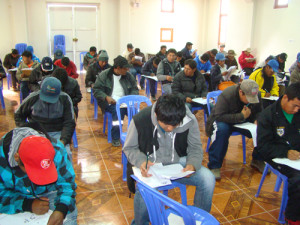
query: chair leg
[
  {"left": 94, "top": 97, "right": 98, "bottom": 120},
  {"left": 206, "top": 138, "right": 211, "bottom": 152},
  {"left": 274, "top": 177, "right": 283, "bottom": 192},
  {"left": 72, "top": 130, "right": 78, "bottom": 148},
  {"left": 107, "top": 113, "right": 112, "bottom": 143},
  {"left": 122, "top": 152, "right": 128, "bottom": 181},
  {"left": 0, "top": 88, "right": 5, "bottom": 109},
  {"left": 242, "top": 135, "right": 246, "bottom": 164},
  {"left": 255, "top": 164, "right": 270, "bottom": 197},
  {"left": 90, "top": 90, "right": 94, "bottom": 104},
  {"left": 278, "top": 179, "right": 288, "bottom": 224}
]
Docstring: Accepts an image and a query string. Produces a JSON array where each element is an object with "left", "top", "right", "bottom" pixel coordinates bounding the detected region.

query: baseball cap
[
  {"left": 127, "top": 43, "right": 134, "bottom": 49},
  {"left": 215, "top": 53, "right": 226, "bottom": 61},
  {"left": 228, "top": 50, "right": 236, "bottom": 56},
  {"left": 40, "top": 77, "right": 61, "bottom": 103},
  {"left": 113, "top": 55, "right": 130, "bottom": 68},
  {"left": 267, "top": 59, "right": 279, "bottom": 73},
  {"left": 18, "top": 136, "right": 58, "bottom": 185},
  {"left": 186, "top": 42, "right": 193, "bottom": 46},
  {"left": 240, "top": 80, "right": 259, "bottom": 104},
  {"left": 41, "top": 57, "right": 54, "bottom": 71},
  {"left": 297, "top": 55, "right": 300, "bottom": 63}
]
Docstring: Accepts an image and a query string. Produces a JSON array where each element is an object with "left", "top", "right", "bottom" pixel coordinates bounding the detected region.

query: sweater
[{"left": 54, "top": 59, "right": 79, "bottom": 79}]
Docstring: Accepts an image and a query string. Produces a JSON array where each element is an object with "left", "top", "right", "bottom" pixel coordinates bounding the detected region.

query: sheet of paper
[
  {"left": 0, "top": 210, "right": 53, "bottom": 224},
  {"left": 134, "top": 56, "right": 143, "bottom": 62},
  {"left": 224, "top": 66, "right": 237, "bottom": 81},
  {"left": 21, "top": 68, "right": 33, "bottom": 71},
  {"left": 272, "top": 158, "right": 300, "bottom": 171},
  {"left": 192, "top": 97, "right": 207, "bottom": 105},
  {"left": 150, "top": 163, "right": 194, "bottom": 180},
  {"left": 168, "top": 213, "right": 202, "bottom": 225},
  {"left": 262, "top": 96, "right": 279, "bottom": 101},
  {"left": 8, "top": 68, "right": 18, "bottom": 72},
  {"left": 233, "top": 122, "right": 257, "bottom": 147},
  {"left": 141, "top": 75, "right": 158, "bottom": 81}
]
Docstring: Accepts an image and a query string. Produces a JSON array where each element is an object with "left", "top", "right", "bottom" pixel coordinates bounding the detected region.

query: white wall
[{"left": 0, "top": 0, "right": 13, "bottom": 58}]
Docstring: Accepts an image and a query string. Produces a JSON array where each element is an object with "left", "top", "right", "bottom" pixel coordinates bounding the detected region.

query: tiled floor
[{"left": 0, "top": 75, "right": 283, "bottom": 224}]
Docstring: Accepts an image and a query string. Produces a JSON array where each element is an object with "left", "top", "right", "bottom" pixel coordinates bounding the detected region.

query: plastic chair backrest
[
  {"left": 54, "top": 35, "right": 66, "bottom": 55},
  {"left": 116, "top": 95, "right": 152, "bottom": 136},
  {"left": 206, "top": 90, "right": 222, "bottom": 115},
  {"left": 132, "top": 175, "right": 196, "bottom": 225},
  {"left": 15, "top": 43, "right": 27, "bottom": 55},
  {"left": 80, "top": 52, "right": 88, "bottom": 65}
]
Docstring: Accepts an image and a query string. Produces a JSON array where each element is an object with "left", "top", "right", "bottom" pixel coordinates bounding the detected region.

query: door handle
[{"left": 73, "top": 37, "right": 78, "bottom": 42}]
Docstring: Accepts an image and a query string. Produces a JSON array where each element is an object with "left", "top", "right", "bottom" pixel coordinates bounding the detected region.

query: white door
[{"left": 47, "top": 4, "right": 98, "bottom": 69}]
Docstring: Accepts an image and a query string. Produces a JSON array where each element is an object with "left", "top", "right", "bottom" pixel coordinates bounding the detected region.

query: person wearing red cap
[{"left": 0, "top": 125, "right": 77, "bottom": 224}]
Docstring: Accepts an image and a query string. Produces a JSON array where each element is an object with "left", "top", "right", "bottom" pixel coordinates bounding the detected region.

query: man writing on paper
[
  {"left": 172, "top": 59, "right": 208, "bottom": 112},
  {"left": 206, "top": 80, "right": 263, "bottom": 179},
  {"left": 257, "top": 82, "right": 300, "bottom": 225},
  {"left": 0, "top": 124, "right": 77, "bottom": 224},
  {"left": 123, "top": 94, "right": 215, "bottom": 225}
]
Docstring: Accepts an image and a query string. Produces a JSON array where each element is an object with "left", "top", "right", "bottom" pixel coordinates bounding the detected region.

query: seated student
[
  {"left": 129, "top": 48, "right": 146, "bottom": 89},
  {"left": 14, "top": 77, "right": 75, "bottom": 159},
  {"left": 83, "top": 46, "right": 97, "bottom": 71},
  {"left": 205, "top": 49, "right": 218, "bottom": 66},
  {"left": 0, "top": 124, "right": 77, "bottom": 224},
  {"left": 257, "top": 82, "right": 300, "bottom": 225},
  {"left": 93, "top": 56, "right": 139, "bottom": 147},
  {"left": 54, "top": 57, "right": 79, "bottom": 79},
  {"left": 225, "top": 50, "right": 238, "bottom": 69},
  {"left": 29, "top": 57, "right": 57, "bottom": 92},
  {"left": 254, "top": 55, "right": 275, "bottom": 71},
  {"left": 156, "top": 45, "right": 167, "bottom": 60},
  {"left": 206, "top": 80, "right": 263, "bottom": 179},
  {"left": 290, "top": 55, "right": 300, "bottom": 84},
  {"left": 275, "top": 53, "right": 288, "bottom": 96},
  {"left": 123, "top": 94, "right": 215, "bottom": 225},
  {"left": 176, "top": 51, "right": 185, "bottom": 67},
  {"left": 219, "top": 44, "right": 227, "bottom": 56},
  {"left": 157, "top": 48, "right": 181, "bottom": 94},
  {"left": 85, "top": 50, "right": 111, "bottom": 93},
  {"left": 181, "top": 42, "right": 197, "bottom": 60},
  {"left": 249, "top": 59, "right": 279, "bottom": 98},
  {"left": 3, "top": 49, "right": 20, "bottom": 91},
  {"left": 289, "top": 52, "right": 300, "bottom": 74},
  {"left": 16, "top": 51, "right": 40, "bottom": 100},
  {"left": 141, "top": 56, "right": 161, "bottom": 101},
  {"left": 16, "top": 46, "right": 40, "bottom": 67},
  {"left": 52, "top": 68, "right": 82, "bottom": 118},
  {"left": 0, "top": 58, "right": 6, "bottom": 88},
  {"left": 53, "top": 49, "right": 64, "bottom": 64},
  {"left": 172, "top": 59, "right": 207, "bottom": 111},
  {"left": 194, "top": 53, "right": 212, "bottom": 73},
  {"left": 122, "top": 43, "right": 134, "bottom": 61},
  {"left": 238, "top": 48, "right": 256, "bottom": 76}
]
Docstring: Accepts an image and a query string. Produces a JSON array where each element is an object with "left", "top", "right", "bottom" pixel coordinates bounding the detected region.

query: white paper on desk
[
  {"left": 150, "top": 163, "right": 194, "bottom": 180},
  {"left": 224, "top": 66, "right": 237, "bottom": 81},
  {"left": 21, "top": 68, "right": 33, "bottom": 71},
  {"left": 192, "top": 97, "right": 207, "bottom": 105},
  {"left": 134, "top": 56, "right": 143, "bottom": 62},
  {"left": 168, "top": 213, "right": 202, "bottom": 225},
  {"left": 141, "top": 75, "right": 158, "bottom": 81},
  {"left": 8, "top": 68, "right": 18, "bottom": 72},
  {"left": 272, "top": 158, "right": 300, "bottom": 171},
  {"left": 0, "top": 210, "right": 53, "bottom": 224},
  {"left": 233, "top": 122, "right": 257, "bottom": 147},
  {"left": 262, "top": 96, "right": 279, "bottom": 101}
]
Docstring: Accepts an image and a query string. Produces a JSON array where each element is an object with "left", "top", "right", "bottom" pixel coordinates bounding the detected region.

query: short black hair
[
  {"left": 201, "top": 53, "right": 210, "bottom": 62},
  {"left": 90, "top": 46, "right": 97, "bottom": 52},
  {"left": 265, "top": 55, "right": 275, "bottom": 62},
  {"left": 160, "top": 45, "right": 167, "bottom": 50},
  {"left": 167, "top": 48, "right": 177, "bottom": 55},
  {"left": 285, "top": 82, "right": 300, "bottom": 101},
  {"left": 12, "top": 49, "right": 19, "bottom": 54},
  {"left": 211, "top": 49, "right": 218, "bottom": 56},
  {"left": 134, "top": 48, "right": 141, "bottom": 55},
  {"left": 184, "top": 59, "right": 197, "bottom": 69},
  {"left": 52, "top": 68, "right": 68, "bottom": 87},
  {"left": 22, "top": 50, "right": 32, "bottom": 58},
  {"left": 279, "top": 53, "right": 287, "bottom": 61},
  {"left": 153, "top": 57, "right": 161, "bottom": 66},
  {"left": 61, "top": 57, "right": 70, "bottom": 67},
  {"left": 176, "top": 51, "right": 183, "bottom": 58},
  {"left": 155, "top": 94, "right": 186, "bottom": 126}
]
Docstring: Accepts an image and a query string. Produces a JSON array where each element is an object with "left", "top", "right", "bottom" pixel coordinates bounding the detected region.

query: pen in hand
[{"left": 146, "top": 152, "right": 149, "bottom": 169}]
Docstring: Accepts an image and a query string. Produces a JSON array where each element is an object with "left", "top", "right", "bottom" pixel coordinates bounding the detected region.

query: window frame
[
  {"left": 161, "top": 0, "right": 174, "bottom": 13},
  {"left": 274, "top": 0, "right": 288, "bottom": 9},
  {"left": 218, "top": 0, "right": 228, "bottom": 46},
  {"left": 160, "top": 28, "right": 173, "bottom": 42}
]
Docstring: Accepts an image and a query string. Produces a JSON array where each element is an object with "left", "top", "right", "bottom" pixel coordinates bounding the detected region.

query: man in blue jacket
[{"left": 0, "top": 125, "right": 77, "bottom": 224}]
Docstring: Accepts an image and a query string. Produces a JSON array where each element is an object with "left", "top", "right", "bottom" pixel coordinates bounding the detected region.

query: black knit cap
[{"left": 113, "top": 55, "right": 130, "bottom": 68}]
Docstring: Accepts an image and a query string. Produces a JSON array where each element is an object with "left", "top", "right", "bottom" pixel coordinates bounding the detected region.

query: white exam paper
[
  {"left": 233, "top": 122, "right": 257, "bottom": 147},
  {"left": 141, "top": 75, "right": 158, "bottom": 81},
  {"left": 0, "top": 210, "right": 53, "bottom": 224},
  {"left": 272, "top": 158, "right": 300, "bottom": 171}
]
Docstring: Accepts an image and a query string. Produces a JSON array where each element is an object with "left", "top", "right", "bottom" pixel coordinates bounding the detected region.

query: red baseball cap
[{"left": 18, "top": 136, "right": 58, "bottom": 185}]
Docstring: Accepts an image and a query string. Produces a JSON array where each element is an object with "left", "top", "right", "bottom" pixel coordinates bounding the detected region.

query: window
[
  {"left": 161, "top": 0, "right": 174, "bottom": 13},
  {"left": 274, "top": 0, "right": 288, "bottom": 9},
  {"left": 218, "top": 0, "right": 229, "bottom": 46},
  {"left": 160, "top": 28, "right": 173, "bottom": 42}
]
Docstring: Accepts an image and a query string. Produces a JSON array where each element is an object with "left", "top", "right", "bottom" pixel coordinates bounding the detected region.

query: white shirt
[{"left": 111, "top": 74, "right": 125, "bottom": 102}]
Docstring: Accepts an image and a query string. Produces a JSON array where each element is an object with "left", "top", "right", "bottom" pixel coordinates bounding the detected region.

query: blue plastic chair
[
  {"left": 145, "top": 78, "right": 158, "bottom": 98},
  {"left": 79, "top": 52, "right": 87, "bottom": 72},
  {"left": 255, "top": 163, "right": 288, "bottom": 224},
  {"left": 15, "top": 43, "right": 27, "bottom": 55},
  {"left": 116, "top": 95, "right": 152, "bottom": 181},
  {"left": 72, "top": 130, "right": 78, "bottom": 148},
  {"left": 132, "top": 175, "right": 220, "bottom": 225},
  {"left": 0, "top": 87, "right": 5, "bottom": 109},
  {"left": 206, "top": 91, "right": 247, "bottom": 164},
  {"left": 103, "top": 111, "right": 112, "bottom": 143},
  {"left": 53, "top": 35, "right": 66, "bottom": 55},
  {"left": 6, "top": 73, "right": 12, "bottom": 90},
  {"left": 90, "top": 88, "right": 94, "bottom": 104}
]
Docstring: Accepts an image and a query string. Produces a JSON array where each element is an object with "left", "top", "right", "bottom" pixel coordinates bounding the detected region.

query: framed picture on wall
[
  {"left": 160, "top": 28, "right": 173, "bottom": 42},
  {"left": 161, "top": 0, "right": 174, "bottom": 13}
]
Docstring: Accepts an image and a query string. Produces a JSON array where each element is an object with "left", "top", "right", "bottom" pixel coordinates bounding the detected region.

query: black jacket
[
  {"left": 29, "top": 65, "right": 58, "bottom": 92},
  {"left": 3, "top": 53, "right": 20, "bottom": 70},
  {"left": 63, "top": 77, "right": 82, "bottom": 117},
  {"left": 14, "top": 91, "right": 75, "bottom": 145},
  {"left": 210, "top": 64, "right": 223, "bottom": 91},
  {"left": 257, "top": 98, "right": 300, "bottom": 161},
  {"left": 141, "top": 58, "right": 157, "bottom": 76},
  {"left": 0, "top": 59, "right": 6, "bottom": 80},
  {"left": 171, "top": 70, "right": 207, "bottom": 101},
  {"left": 85, "top": 62, "right": 111, "bottom": 87}
]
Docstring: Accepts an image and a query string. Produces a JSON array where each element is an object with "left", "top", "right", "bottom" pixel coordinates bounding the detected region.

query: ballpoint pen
[{"left": 146, "top": 152, "right": 149, "bottom": 169}]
